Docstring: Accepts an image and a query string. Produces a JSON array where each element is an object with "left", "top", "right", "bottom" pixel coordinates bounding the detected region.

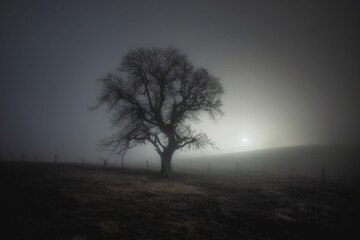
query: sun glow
[{"left": 237, "top": 135, "right": 250, "bottom": 147}]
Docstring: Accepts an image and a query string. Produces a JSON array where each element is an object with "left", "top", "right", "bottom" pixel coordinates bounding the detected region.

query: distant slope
[{"left": 175, "top": 145, "right": 360, "bottom": 180}]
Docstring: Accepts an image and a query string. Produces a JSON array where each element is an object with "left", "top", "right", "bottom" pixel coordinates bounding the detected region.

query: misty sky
[{"left": 1, "top": 0, "right": 359, "bottom": 163}]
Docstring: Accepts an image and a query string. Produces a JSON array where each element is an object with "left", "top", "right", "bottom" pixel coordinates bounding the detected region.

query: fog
[{"left": 1, "top": 0, "right": 359, "bottom": 167}]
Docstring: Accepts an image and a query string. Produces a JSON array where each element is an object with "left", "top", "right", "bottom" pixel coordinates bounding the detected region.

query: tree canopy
[{"left": 94, "top": 47, "right": 224, "bottom": 176}]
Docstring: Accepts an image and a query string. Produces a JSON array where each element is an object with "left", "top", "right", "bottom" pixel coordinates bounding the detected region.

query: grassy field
[{"left": 1, "top": 161, "right": 359, "bottom": 240}]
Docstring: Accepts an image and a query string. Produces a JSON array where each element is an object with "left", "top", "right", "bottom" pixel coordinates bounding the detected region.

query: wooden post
[
  {"left": 146, "top": 160, "right": 149, "bottom": 170},
  {"left": 121, "top": 155, "right": 124, "bottom": 169},
  {"left": 208, "top": 163, "right": 210, "bottom": 174},
  {"left": 21, "top": 153, "right": 25, "bottom": 161},
  {"left": 172, "top": 162, "right": 174, "bottom": 172},
  {"left": 54, "top": 153, "right": 57, "bottom": 164},
  {"left": 322, "top": 168, "right": 325, "bottom": 184},
  {"left": 262, "top": 167, "right": 265, "bottom": 177},
  {"left": 236, "top": 162, "right": 239, "bottom": 174}
]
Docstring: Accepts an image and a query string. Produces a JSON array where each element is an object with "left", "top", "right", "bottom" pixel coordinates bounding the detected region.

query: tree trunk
[{"left": 160, "top": 150, "right": 174, "bottom": 177}]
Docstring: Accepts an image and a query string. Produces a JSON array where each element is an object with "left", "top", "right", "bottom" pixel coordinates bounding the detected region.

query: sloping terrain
[
  {"left": 176, "top": 145, "right": 360, "bottom": 179},
  {"left": 1, "top": 161, "right": 359, "bottom": 240}
]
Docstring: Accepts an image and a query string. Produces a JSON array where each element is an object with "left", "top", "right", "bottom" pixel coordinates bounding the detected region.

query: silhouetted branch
[{"left": 93, "top": 47, "right": 224, "bottom": 175}]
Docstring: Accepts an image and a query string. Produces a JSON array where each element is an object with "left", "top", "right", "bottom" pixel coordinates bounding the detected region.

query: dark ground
[{"left": 1, "top": 161, "right": 359, "bottom": 240}]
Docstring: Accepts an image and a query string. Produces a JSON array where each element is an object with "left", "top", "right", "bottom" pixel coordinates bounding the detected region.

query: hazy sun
[{"left": 237, "top": 135, "right": 249, "bottom": 146}]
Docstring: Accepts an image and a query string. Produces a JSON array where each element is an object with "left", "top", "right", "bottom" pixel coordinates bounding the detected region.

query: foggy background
[{"left": 1, "top": 0, "right": 359, "bottom": 168}]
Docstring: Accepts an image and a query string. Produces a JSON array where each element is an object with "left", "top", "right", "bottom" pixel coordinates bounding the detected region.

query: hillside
[{"left": 175, "top": 145, "right": 360, "bottom": 180}]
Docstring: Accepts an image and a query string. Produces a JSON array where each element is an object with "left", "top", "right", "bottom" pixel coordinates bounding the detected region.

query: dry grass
[{"left": 1, "top": 161, "right": 359, "bottom": 240}]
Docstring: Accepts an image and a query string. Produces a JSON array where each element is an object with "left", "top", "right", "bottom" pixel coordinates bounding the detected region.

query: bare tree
[
  {"left": 93, "top": 47, "right": 224, "bottom": 176},
  {"left": 102, "top": 157, "right": 109, "bottom": 168},
  {"left": 121, "top": 153, "right": 125, "bottom": 169}
]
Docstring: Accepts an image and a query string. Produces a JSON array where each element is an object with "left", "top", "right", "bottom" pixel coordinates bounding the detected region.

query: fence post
[
  {"left": 146, "top": 160, "right": 149, "bottom": 170},
  {"left": 236, "top": 162, "right": 239, "bottom": 174},
  {"left": 208, "top": 163, "right": 210, "bottom": 174},
  {"left": 21, "top": 153, "right": 25, "bottom": 161},
  {"left": 172, "top": 162, "right": 174, "bottom": 173}
]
